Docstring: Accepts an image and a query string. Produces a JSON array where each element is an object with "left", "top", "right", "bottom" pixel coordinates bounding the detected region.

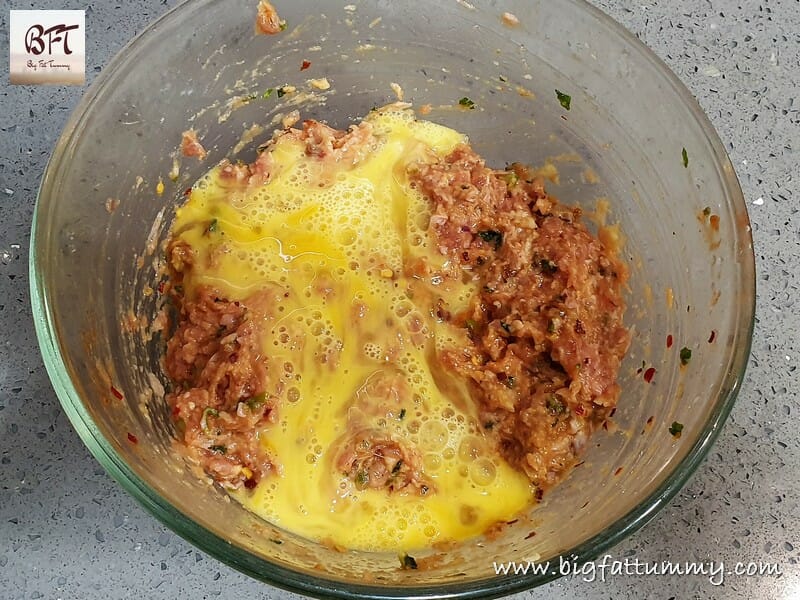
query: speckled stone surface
[{"left": 1, "top": 1, "right": 797, "bottom": 598}]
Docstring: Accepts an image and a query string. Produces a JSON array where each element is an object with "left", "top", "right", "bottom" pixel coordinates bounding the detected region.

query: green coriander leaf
[
  {"left": 669, "top": 421, "right": 684, "bottom": 437},
  {"left": 355, "top": 471, "right": 369, "bottom": 489},
  {"left": 478, "top": 229, "right": 503, "bottom": 250},
  {"left": 680, "top": 347, "right": 692, "bottom": 366},
  {"left": 555, "top": 89, "right": 571, "bottom": 110},
  {"left": 546, "top": 394, "right": 566, "bottom": 415},
  {"left": 458, "top": 97, "right": 476, "bottom": 109}
]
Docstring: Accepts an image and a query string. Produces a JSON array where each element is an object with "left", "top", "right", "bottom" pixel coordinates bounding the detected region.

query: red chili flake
[
  {"left": 157, "top": 281, "right": 166, "bottom": 294},
  {"left": 574, "top": 404, "right": 585, "bottom": 416},
  {"left": 666, "top": 334, "right": 674, "bottom": 348},
  {"left": 646, "top": 416, "right": 654, "bottom": 426},
  {"left": 300, "top": 59, "right": 311, "bottom": 71},
  {"left": 183, "top": 187, "right": 192, "bottom": 196},
  {"left": 110, "top": 385, "right": 124, "bottom": 400},
  {"left": 244, "top": 477, "right": 257, "bottom": 489},
  {"left": 127, "top": 432, "right": 138, "bottom": 444},
  {"left": 708, "top": 330, "right": 717, "bottom": 343},
  {"left": 171, "top": 405, "right": 181, "bottom": 417},
  {"left": 614, "top": 467, "right": 624, "bottom": 476},
  {"left": 643, "top": 367, "right": 656, "bottom": 383}
]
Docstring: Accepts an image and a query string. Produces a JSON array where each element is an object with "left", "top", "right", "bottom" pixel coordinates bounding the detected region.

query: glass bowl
[{"left": 30, "top": 0, "right": 755, "bottom": 597}]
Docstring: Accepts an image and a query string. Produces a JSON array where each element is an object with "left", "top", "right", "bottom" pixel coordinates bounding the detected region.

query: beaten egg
[{"left": 169, "top": 106, "right": 533, "bottom": 552}]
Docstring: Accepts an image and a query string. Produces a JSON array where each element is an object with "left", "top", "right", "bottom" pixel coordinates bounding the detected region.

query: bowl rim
[{"left": 30, "top": 0, "right": 755, "bottom": 597}]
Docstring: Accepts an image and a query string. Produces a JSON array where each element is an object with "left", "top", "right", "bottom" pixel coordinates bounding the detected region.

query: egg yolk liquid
[{"left": 171, "top": 107, "right": 532, "bottom": 551}]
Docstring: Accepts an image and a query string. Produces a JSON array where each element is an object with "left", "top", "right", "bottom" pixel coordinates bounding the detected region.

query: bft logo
[
  {"left": 25, "top": 23, "right": 80, "bottom": 56},
  {"left": 9, "top": 10, "right": 86, "bottom": 85}
]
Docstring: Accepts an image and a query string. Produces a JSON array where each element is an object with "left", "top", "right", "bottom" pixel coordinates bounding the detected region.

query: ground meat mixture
[
  {"left": 255, "top": 0, "right": 285, "bottom": 34},
  {"left": 411, "top": 145, "right": 630, "bottom": 491},
  {"left": 336, "top": 370, "right": 433, "bottom": 494},
  {"left": 180, "top": 129, "right": 207, "bottom": 160},
  {"left": 165, "top": 242, "right": 275, "bottom": 489},
  {"left": 285, "top": 119, "right": 377, "bottom": 164},
  {"left": 335, "top": 429, "right": 431, "bottom": 495}
]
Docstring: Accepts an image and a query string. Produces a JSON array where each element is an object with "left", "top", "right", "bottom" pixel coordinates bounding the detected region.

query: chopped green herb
[
  {"left": 204, "top": 218, "right": 218, "bottom": 235},
  {"left": 503, "top": 171, "right": 519, "bottom": 187},
  {"left": 276, "top": 87, "right": 286, "bottom": 98},
  {"left": 680, "top": 347, "right": 692, "bottom": 366},
  {"left": 555, "top": 89, "right": 571, "bottom": 111},
  {"left": 500, "top": 321, "right": 512, "bottom": 334},
  {"left": 355, "top": 470, "right": 370, "bottom": 489},
  {"left": 246, "top": 392, "right": 267, "bottom": 410},
  {"left": 400, "top": 554, "right": 418, "bottom": 570},
  {"left": 209, "top": 445, "right": 227, "bottom": 455},
  {"left": 200, "top": 407, "right": 219, "bottom": 433},
  {"left": 262, "top": 88, "right": 275, "bottom": 99},
  {"left": 546, "top": 394, "right": 566, "bottom": 415},
  {"left": 391, "top": 459, "right": 404, "bottom": 475},
  {"left": 669, "top": 421, "right": 684, "bottom": 438},
  {"left": 398, "top": 408, "right": 406, "bottom": 420},
  {"left": 547, "top": 319, "right": 558, "bottom": 334},
  {"left": 503, "top": 376, "right": 516, "bottom": 389},
  {"left": 703, "top": 206, "right": 711, "bottom": 217},
  {"left": 682, "top": 147, "right": 689, "bottom": 168},
  {"left": 483, "top": 285, "right": 496, "bottom": 294},
  {"left": 465, "top": 319, "right": 477, "bottom": 333},
  {"left": 499, "top": 75, "right": 508, "bottom": 83},
  {"left": 478, "top": 230, "right": 503, "bottom": 250},
  {"left": 459, "top": 97, "right": 476, "bottom": 109},
  {"left": 279, "top": 20, "right": 288, "bottom": 31},
  {"left": 484, "top": 421, "right": 495, "bottom": 430},
  {"left": 270, "top": 538, "right": 284, "bottom": 545}
]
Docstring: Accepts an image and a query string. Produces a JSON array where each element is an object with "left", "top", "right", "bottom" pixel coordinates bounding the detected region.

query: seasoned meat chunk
[
  {"left": 165, "top": 286, "right": 274, "bottom": 489},
  {"left": 335, "top": 428, "right": 432, "bottom": 495},
  {"left": 412, "top": 146, "right": 630, "bottom": 490}
]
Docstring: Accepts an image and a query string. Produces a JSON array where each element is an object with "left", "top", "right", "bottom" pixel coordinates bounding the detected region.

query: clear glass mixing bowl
[{"left": 30, "top": 0, "right": 755, "bottom": 597}]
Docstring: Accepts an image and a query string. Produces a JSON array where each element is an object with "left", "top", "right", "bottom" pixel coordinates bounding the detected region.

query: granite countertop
[{"left": 1, "top": 1, "right": 797, "bottom": 598}]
